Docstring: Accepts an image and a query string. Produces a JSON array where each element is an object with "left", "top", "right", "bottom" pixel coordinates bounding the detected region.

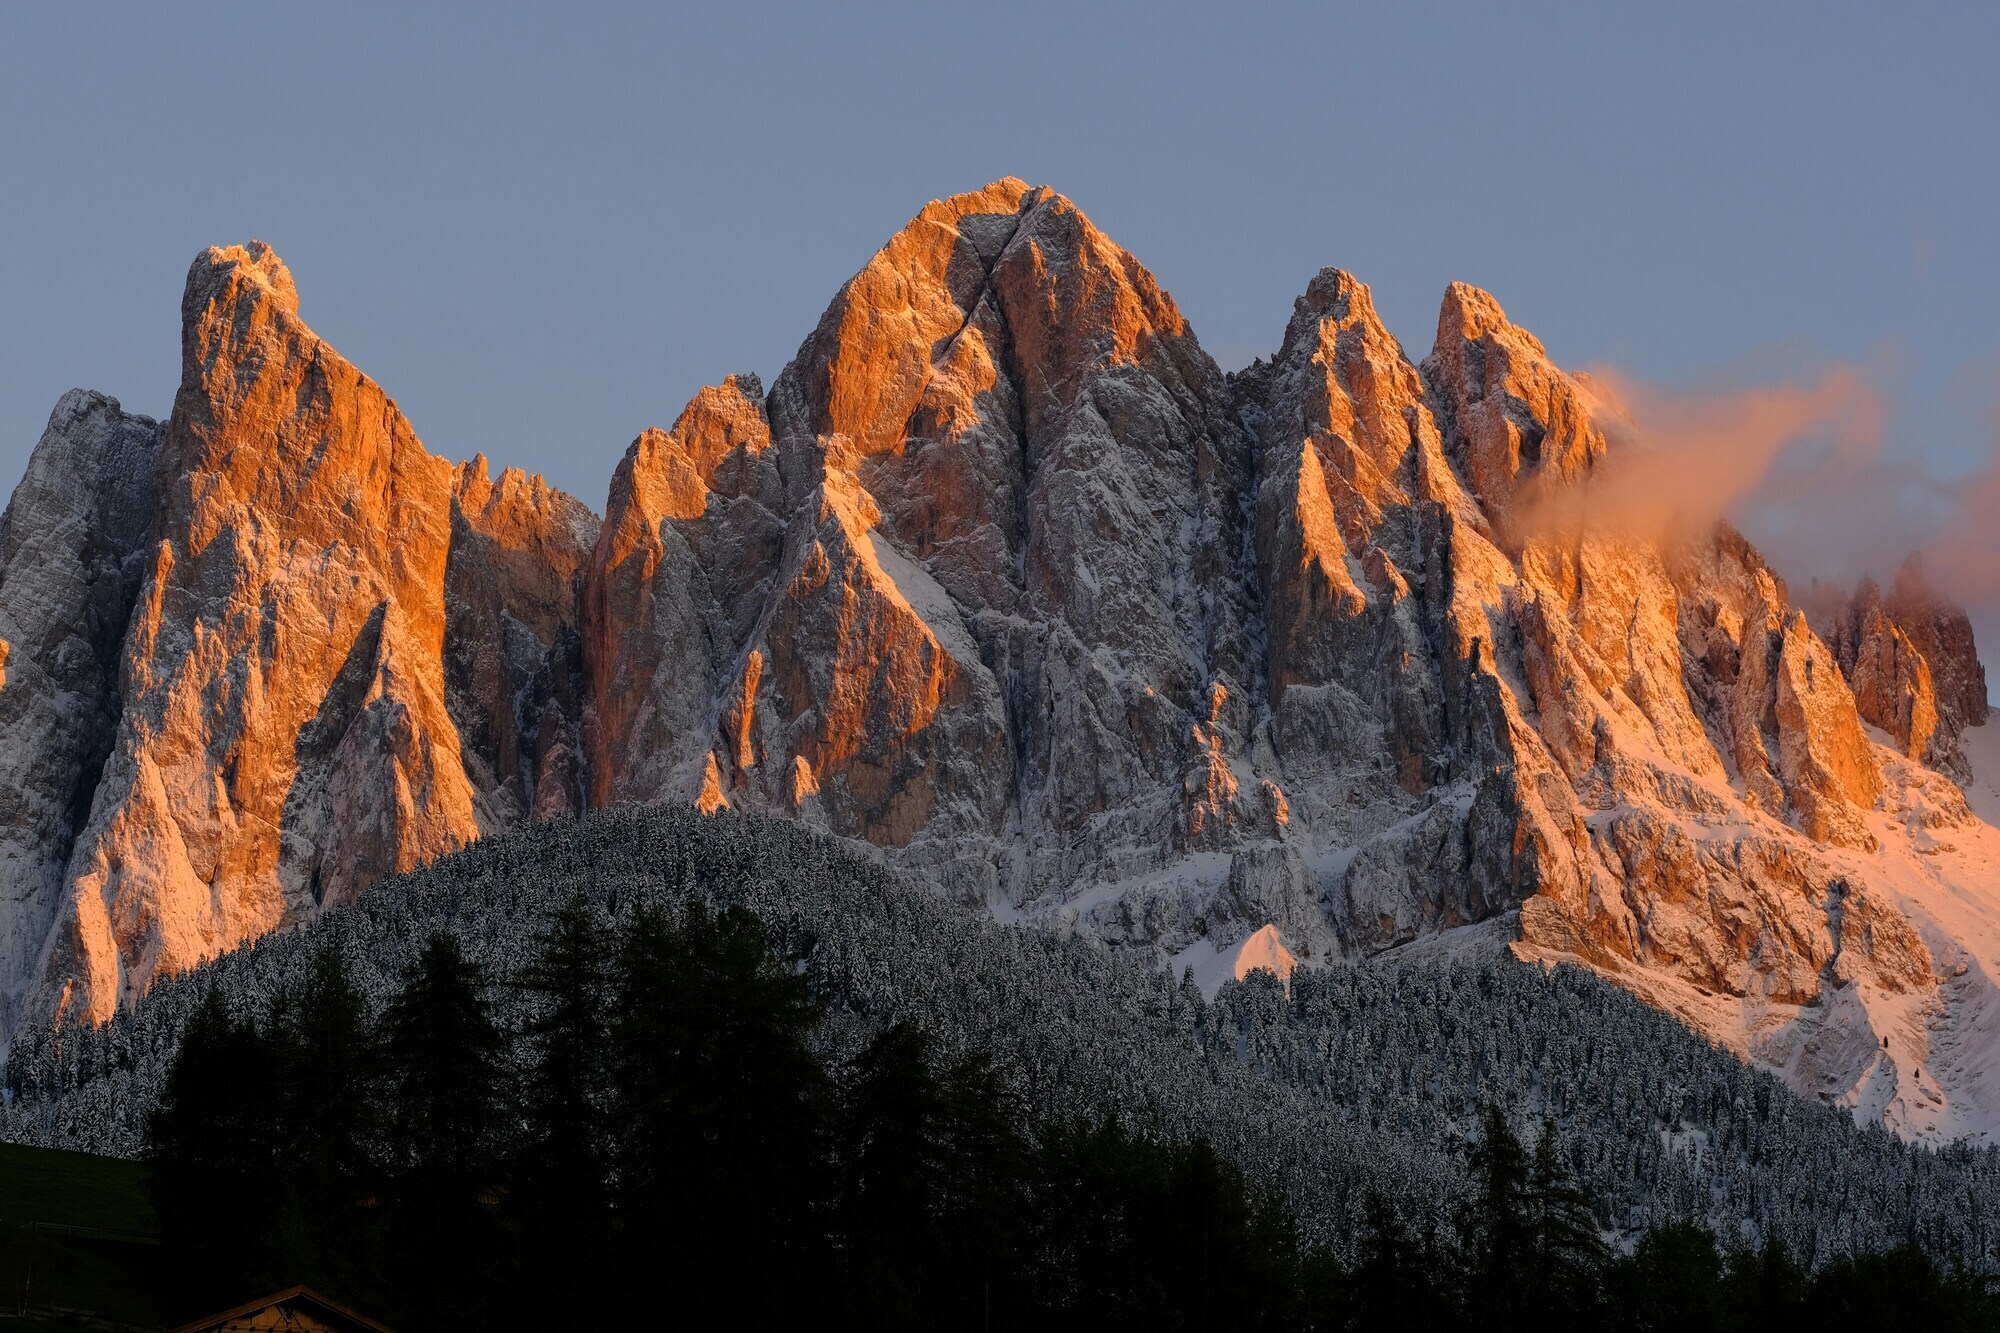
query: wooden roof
[{"left": 173, "top": 1283, "right": 397, "bottom": 1333}]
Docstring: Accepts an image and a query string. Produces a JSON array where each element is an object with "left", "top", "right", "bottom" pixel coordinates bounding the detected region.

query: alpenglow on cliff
[{"left": 2, "top": 180, "right": 1995, "bottom": 1141}]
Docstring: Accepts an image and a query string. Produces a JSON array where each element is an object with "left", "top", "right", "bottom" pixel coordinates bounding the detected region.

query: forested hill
[{"left": 6, "top": 806, "right": 1999, "bottom": 1266}]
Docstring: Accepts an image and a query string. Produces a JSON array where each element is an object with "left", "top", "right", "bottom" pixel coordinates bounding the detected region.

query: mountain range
[{"left": 1, "top": 178, "right": 1993, "bottom": 1141}]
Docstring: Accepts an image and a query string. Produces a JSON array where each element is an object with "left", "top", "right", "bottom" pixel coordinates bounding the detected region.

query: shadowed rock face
[
  {"left": 583, "top": 374, "right": 785, "bottom": 815},
  {"left": 588, "top": 194, "right": 1985, "bottom": 1139},
  {"left": 1256, "top": 271, "right": 1914, "bottom": 1023},
  {"left": 751, "top": 180, "right": 1261, "bottom": 904},
  {"left": 2, "top": 184, "right": 1995, "bottom": 1140},
  {"left": 20, "top": 244, "right": 479, "bottom": 1028},
  {"left": 447, "top": 455, "right": 596, "bottom": 824},
  {"left": 1888, "top": 555, "right": 1989, "bottom": 734},
  {"left": 0, "top": 392, "right": 161, "bottom": 1032}
]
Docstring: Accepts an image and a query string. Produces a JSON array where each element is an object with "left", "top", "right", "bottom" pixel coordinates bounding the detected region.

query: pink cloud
[
  {"left": 1521, "top": 356, "right": 1999, "bottom": 683},
  {"left": 1519, "top": 362, "right": 1884, "bottom": 549}
]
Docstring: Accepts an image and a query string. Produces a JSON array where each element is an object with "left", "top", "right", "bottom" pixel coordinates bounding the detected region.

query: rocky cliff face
[
  {"left": 584, "top": 373, "right": 786, "bottom": 816},
  {"left": 2, "top": 183, "right": 1996, "bottom": 1141},
  {"left": 1888, "top": 556, "right": 1990, "bottom": 734},
  {"left": 447, "top": 455, "right": 596, "bottom": 825},
  {"left": 1811, "top": 557, "right": 1990, "bottom": 779},
  {"left": 1, "top": 244, "right": 597, "bottom": 1034},
  {"left": 1820, "top": 577, "right": 1947, "bottom": 767},
  {"left": 0, "top": 393, "right": 161, "bottom": 1029},
  {"left": 740, "top": 181, "right": 1257, "bottom": 913}
]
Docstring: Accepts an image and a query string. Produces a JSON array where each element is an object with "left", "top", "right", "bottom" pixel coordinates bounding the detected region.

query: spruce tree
[
  {"left": 1604, "top": 1219, "right": 1724, "bottom": 1333},
  {"left": 377, "top": 932, "right": 506, "bottom": 1328},
  {"left": 1462, "top": 1103, "right": 1536, "bottom": 1326},
  {"left": 936, "top": 1050, "right": 1033, "bottom": 1326},
  {"left": 1341, "top": 1189, "right": 1455, "bottom": 1331},
  {"left": 610, "top": 902, "right": 831, "bottom": 1322},
  {"left": 381, "top": 932, "right": 503, "bottom": 1188},
  {"left": 144, "top": 987, "right": 283, "bottom": 1301},
  {"left": 1720, "top": 1234, "right": 1806, "bottom": 1327},
  {"left": 264, "top": 940, "right": 379, "bottom": 1294},
  {"left": 512, "top": 896, "right": 611, "bottom": 1198},
  {"left": 837, "top": 1022, "right": 951, "bottom": 1324},
  {"left": 510, "top": 897, "right": 613, "bottom": 1322},
  {"left": 1527, "top": 1118, "right": 1608, "bottom": 1324},
  {"left": 268, "top": 942, "right": 378, "bottom": 1177}
]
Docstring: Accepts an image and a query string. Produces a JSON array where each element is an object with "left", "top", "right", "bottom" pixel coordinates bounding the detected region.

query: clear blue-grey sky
[{"left": 4, "top": 3, "right": 1997, "bottom": 642}]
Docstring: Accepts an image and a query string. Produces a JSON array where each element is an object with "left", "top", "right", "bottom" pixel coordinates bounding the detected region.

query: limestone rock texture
[
  {"left": 1821, "top": 577, "right": 1945, "bottom": 767},
  {"left": 4, "top": 185, "right": 1999, "bottom": 1143},
  {"left": 1812, "top": 558, "right": 1989, "bottom": 779},
  {"left": 755, "top": 179, "right": 1258, "bottom": 911},
  {"left": 447, "top": 455, "right": 596, "bottom": 824},
  {"left": 0, "top": 393, "right": 161, "bottom": 1031},
  {"left": 584, "top": 374, "right": 786, "bottom": 815},
  {"left": 1888, "top": 556, "right": 1989, "bottom": 736},
  {"left": 0, "top": 244, "right": 596, "bottom": 1039}
]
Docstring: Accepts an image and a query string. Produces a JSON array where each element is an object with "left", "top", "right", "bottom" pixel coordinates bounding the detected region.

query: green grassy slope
[
  {"left": 0, "top": 1143, "right": 154, "bottom": 1235},
  {"left": 0, "top": 1142, "right": 169, "bottom": 1330}
]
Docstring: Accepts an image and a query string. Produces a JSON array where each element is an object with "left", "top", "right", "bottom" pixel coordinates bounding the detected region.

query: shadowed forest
[{"left": 139, "top": 899, "right": 1998, "bottom": 1332}]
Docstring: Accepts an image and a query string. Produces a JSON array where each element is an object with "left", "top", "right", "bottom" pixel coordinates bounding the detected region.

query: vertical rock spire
[
  {"left": 0, "top": 392, "right": 160, "bottom": 1043},
  {"left": 11, "top": 243, "right": 596, "bottom": 1034}
]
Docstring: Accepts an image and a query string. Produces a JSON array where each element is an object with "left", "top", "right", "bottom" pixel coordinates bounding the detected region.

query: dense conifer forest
[
  {"left": 7, "top": 807, "right": 2000, "bottom": 1326},
  {"left": 134, "top": 905, "right": 2000, "bottom": 1329}
]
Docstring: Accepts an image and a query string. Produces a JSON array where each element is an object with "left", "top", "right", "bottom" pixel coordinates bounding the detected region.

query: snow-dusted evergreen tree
[{"left": 7, "top": 805, "right": 2000, "bottom": 1269}]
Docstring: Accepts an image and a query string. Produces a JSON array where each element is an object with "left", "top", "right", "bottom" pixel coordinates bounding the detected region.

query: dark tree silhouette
[
  {"left": 1337, "top": 1189, "right": 1455, "bottom": 1332},
  {"left": 508, "top": 896, "right": 613, "bottom": 1321},
  {"left": 132, "top": 872, "right": 2000, "bottom": 1333},
  {"left": 144, "top": 988, "right": 283, "bottom": 1299},
  {"left": 263, "top": 941, "right": 379, "bottom": 1291},
  {"left": 610, "top": 902, "right": 831, "bottom": 1322},
  {"left": 1604, "top": 1218, "right": 1726, "bottom": 1333},
  {"left": 381, "top": 933, "right": 503, "bottom": 1186},
  {"left": 1461, "top": 1103, "right": 1538, "bottom": 1324},
  {"left": 1527, "top": 1118, "right": 1609, "bottom": 1326},
  {"left": 377, "top": 932, "right": 506, "bottom": 1328}
]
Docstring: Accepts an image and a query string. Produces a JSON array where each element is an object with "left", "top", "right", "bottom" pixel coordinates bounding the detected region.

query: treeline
[
  {"left": 30, "top": 807, "right": 2000, "bottom": 1262},
  {"left": 147, "top": 898, "right": 1999, "bottom": 1332}
]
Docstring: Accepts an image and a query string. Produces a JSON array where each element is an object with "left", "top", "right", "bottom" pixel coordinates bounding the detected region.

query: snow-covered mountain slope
[
  {"left": 0, "top": 181, "right": 1993, "bottom": 1144},
  {"left": 1512, "top": 735, "right": 2000, "bottom": 1143},
  {"left": 11, "top": 806, "right": 2000, "bottom": 1265}
]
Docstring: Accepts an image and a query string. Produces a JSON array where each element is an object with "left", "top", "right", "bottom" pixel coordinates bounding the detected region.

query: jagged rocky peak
[
  {"left": 578, "top": 180, "right": 1327, "bottom": 960},
  {"left": 1822, "top": 576, "right": 1944, "bottom": 766},
  {"left": 0, "top": 241, "right": 596, "bottom": 1036},
  {"left": 445, "top": 452, "right": 600, "bottom": 826},
  {"left": 0, "top": 391, "right": 162, "bottom": 1036},
  {"left": 607, "top": 373, "right": 774, "bottom": 526},
  {"left": 7, "top": 187, "right": 2000, "bottom": 1143},
  {"left": 584, "top": 371, "right": 784, "bottom": 814},
  {"left": 1888, "top": 553, "right": 1989, "bottom": 731},
  {"left": 1393, "top": 276, "right": 1950, "bottom": 1113},
  {"left": 25, "top": 239, "right": 483, "bottom": 1029},
  {"left": 1411, "top": 276, "right": 1891, "bottom": 847},
  {"left": 187, "top": 240, "right": 299, "bottom": 325},
  {"left": 165, "top": 239, "right": 455, "bottom": 633},
  {"left": 1423, "top": 281, "right": 1610, "bottom": 546},
  {"left": 1223, "top": 266, "right": 1489, "bottom": 958},
  {"left": 591, "top": 177, "right": 1274, "bottom": 920},
  {"left": 1807, "top": 557, "right": 1988, "bottom": 776},
  {"left": 1256, "top": 267, "right": 1436, "bottom": 486},
  {"left": 767, "top": 178, "right": 1038, "bottom": 468}
]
